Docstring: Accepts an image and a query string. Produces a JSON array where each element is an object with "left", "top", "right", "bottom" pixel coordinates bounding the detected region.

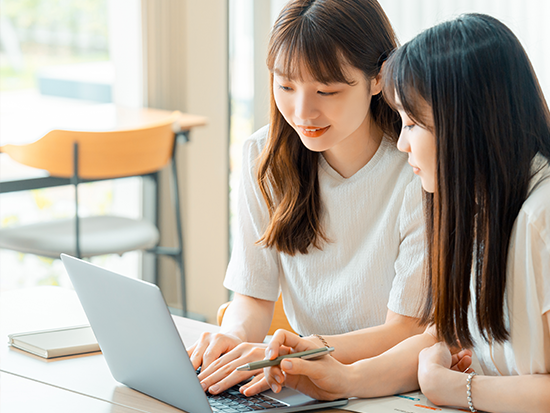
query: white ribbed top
[{"left": 224, "top": 125, "right": 426, "bottom": 335}]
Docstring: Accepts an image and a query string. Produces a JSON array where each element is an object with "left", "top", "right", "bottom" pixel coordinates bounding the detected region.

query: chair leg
[
  {"left": 177, "top": 252, "right": 187, "bottom": 317},
  {"left": 171, "top": 135, "right": 187, "bottom": 317}
]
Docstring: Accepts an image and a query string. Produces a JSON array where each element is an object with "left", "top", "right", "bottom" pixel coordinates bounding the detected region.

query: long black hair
[{"left": 383, "top": 13, "right": 550, "bottom": 347}]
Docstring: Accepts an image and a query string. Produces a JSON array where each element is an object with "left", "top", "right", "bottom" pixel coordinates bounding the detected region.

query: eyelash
[
  {"left": 277, "top": 85, "right": 337, "bottom": 96},
  {"left": 402, "top": 124, "right": 415, "bottom": 131}
]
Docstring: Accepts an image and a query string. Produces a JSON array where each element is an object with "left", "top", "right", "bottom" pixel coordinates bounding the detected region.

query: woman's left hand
[
  {"left": 418, "top": 342, "right": 474, "bottom": 406},
  {"left": 419, "top": 342, "right": 473, "bottom": 373},
  {"left": 247, "top": 329, "right": 354, "bottom": 400},
  {"left": 419, "top": 342, "right": 453, "bottom": 373}
]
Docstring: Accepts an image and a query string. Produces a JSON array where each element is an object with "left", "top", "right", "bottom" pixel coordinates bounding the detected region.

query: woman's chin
[
  {"left": 419, "top": 177, "right": 435, "bottom": 193},
  {"left": 298, "top": 138, "right": 331, "bottom": 153}
]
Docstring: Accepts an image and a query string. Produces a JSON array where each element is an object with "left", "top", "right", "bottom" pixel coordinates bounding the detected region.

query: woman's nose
[
  {"left": 397, "top": 132, "right": 410, "bottom": 153},
  {"left": 294, "top": 93, "right": 319, "bottom": 120}
]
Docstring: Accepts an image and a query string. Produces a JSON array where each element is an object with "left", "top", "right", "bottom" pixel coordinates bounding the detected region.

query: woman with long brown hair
[
  {"left": 262, "top": 13, "right": 550, "bottom": 411},
  {"left": 189, "top": 0, "right": 426, "bottom": 395}
]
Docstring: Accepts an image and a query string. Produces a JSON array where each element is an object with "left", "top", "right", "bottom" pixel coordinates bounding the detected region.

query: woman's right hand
[
  {"left": 262, "top": 329, "right": 355, "bottom": 400},
  {"left": 188, "top": 332, "right": 273, "bottom": 394},
  {"left": 187, "top": 331, "right": 243, "bottom": 371}
]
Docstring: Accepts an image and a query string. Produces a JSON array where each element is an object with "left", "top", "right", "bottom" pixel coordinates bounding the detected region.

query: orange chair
[
  {"left": 0, "top": 112, "right": 190, "bottom": 314},
  {"left": 217, "top": 295, "right": 296, "bottom": 336}
]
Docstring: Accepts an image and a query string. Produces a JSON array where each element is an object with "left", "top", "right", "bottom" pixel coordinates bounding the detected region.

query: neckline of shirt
[{"left": 318, "top": 137, "right": 391, "bottom": 183}]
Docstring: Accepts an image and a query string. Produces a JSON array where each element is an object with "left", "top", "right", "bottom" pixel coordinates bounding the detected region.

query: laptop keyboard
[
  {"left": 207, "top": 386, "right": 289, "bottom": 412},
  {"left": 196, "top": 367, "right": 288, "bottom": 412}
]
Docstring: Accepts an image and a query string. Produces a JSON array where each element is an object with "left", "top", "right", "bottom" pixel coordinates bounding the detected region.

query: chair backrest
[
  {"left": 217, "top": 295, "right": 296, "bottom": 336},
  {"left": 0, "top": 112, "right": 181, "bottom": 179}
]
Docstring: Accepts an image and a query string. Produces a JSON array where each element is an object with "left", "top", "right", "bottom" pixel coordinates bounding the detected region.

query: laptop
[{"left": 61, "top": 254, "right": 348, "bottom": 413}]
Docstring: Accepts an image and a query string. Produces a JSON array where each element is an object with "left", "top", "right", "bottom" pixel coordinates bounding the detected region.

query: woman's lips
[
  {"left": 409, "top": 161, "right": 421, "bottom": 174},
  {"left": 297, "top": 125, "right": 330, "bottom": 138}
]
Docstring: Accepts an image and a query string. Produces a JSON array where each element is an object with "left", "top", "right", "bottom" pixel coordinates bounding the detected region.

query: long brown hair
[
  {"left": 383, "top": 14, "right": 550, "bottom": 347},
  {"left": 257, "top": 0, "right": 400, "bottom": 255}
]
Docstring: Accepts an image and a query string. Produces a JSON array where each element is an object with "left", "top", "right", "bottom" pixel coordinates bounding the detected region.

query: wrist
[
  {"left": 309, "top": 333, "right": 330, "bottom": 348},
  {"left": 218, "top": 328, "right": 246, "bottom": 343},
  {"left": 418, "top": 363, "right": 466, "bottom": 406},
  {"left": 418, "top": 363, "right": 449, "bottom": 405},
  {"left": 346, "top": 360, "right": 374, "bottom": 398}
]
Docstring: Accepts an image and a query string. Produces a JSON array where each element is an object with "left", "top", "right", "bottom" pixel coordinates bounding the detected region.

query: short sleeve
[
  {"left": 387, "top": 177, "right": 426, "bottom": 317},
  {"left": 223, "top": 126, "right": 280, "bottom": 302}
]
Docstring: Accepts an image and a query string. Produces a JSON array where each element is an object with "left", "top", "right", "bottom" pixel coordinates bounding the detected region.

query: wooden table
[{"left": 0, "top": 105, "right": 207, "bottom": 193}]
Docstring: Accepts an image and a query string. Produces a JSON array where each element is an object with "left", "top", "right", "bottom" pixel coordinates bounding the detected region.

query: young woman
[
  {"left": 260, "top": 14, "right": 550, "bottom": 412},
  {"left": 188, "top": 0, "right": 427, "bottom": 395}
]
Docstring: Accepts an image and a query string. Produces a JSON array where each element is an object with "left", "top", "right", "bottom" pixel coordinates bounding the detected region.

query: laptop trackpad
[{"left": 262, "top": 387, "right": 316, "bottom": 404}]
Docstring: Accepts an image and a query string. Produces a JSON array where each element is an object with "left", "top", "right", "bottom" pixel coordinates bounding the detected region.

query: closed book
[{"left": 8, "top": 325, "right": 100, "bottom": 358}]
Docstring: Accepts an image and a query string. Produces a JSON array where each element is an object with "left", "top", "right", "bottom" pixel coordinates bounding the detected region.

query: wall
[{"left": 141, "top": 0, "right": 229, "bottom": 323}]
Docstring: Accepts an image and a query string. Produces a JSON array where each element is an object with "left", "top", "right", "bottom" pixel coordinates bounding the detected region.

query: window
[{"left": 0, "top": 0, "right": 141, "bottom": 291}]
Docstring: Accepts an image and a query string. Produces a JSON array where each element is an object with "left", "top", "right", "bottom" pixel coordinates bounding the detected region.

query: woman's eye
[
  {"left": 278, "top": 85, "right": 293, "bottom": 92},
  {"left": 403, "top": 124, "right": 415, "bottom": 131},
  {"left": 318, "top": 91, "right": 337, "bottom": 96}
]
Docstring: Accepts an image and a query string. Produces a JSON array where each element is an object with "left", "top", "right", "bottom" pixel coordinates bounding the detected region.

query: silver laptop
[{"left": 61, "top": 254, "right": 348, "bottom": 413}]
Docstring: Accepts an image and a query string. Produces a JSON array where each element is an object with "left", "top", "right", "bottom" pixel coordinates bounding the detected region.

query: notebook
[
  {"left": 8, "top": 325, "right": 100, "bottom": 358},
  {"left": 61, "top": 254, "right": 348, "bottom": 413}
]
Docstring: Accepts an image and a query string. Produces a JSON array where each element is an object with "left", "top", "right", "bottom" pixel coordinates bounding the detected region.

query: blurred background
[{"left": 1, "top": 0, "right": 548, "bottom": 322}]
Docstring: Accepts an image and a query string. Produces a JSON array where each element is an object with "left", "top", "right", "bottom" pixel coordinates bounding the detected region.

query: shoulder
[
  {"left": 378, "top": 139, "right": 417, "bottom": 183},
  {"left": 519, "top": 156, "right": 550, "bottom": 237},
  {"left": 377, "top": 140, "right": 421, "bottom": 204},
  {"left": 243, "top": 125, "right": 270, "bottom": 160},
  {"left": 377, "top": 142, "right": 424, "bottom": 230}
]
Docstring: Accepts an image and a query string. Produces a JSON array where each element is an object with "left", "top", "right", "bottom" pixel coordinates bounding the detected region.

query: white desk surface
[
  {"left": 0, "top": 287, "right": 462, "bottom": 413},
  {"left": 1, "top": 371, "right": 141, "bottom": 413},
  {"left": 0, "top": 287, "right": 218, "bottom": 413}
]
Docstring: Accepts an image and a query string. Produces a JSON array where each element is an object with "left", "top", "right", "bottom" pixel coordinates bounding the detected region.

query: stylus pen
[{"left": 236, "top": 347, "right": 334, "bottom": 371}]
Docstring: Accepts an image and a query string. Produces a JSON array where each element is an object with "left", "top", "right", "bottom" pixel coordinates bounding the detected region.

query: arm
[
  {"left": 219, "top": 293, "right": 275, "bottom": 342},
  {"left": 310, "top": 309, "right": 424, "bottom": 364},
  {"left": 418, "top": 312, "right": 550, "bottom": 413},
  {"left": 255, "top": 328, "right": 438, "bottom": 398},
  {"left": 241, "top": 310, "right": 425, "bottom": 396}
]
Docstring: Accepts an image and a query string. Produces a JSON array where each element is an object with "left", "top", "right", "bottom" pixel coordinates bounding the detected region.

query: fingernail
[
  {"left": 209, "top": 384, "right": 219, "bottom": 394},
  {"left": 281, "top": 360, "right": 292, "bottom": 370},
  {"left": 275, "top": 375, "right": 283, "bottom": 384},
  {"left": 201, "top": 382, "right": 207, "bottom": 391},
  {"left": 271, "top": 383, "right": 279, "bottom": 393},
  {"left": 266, "top": 349, "right": 274, "bottom": 359}
]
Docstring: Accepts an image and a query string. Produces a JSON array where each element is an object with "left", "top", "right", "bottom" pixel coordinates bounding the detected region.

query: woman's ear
[{"left": 370, "top": 72, "right": 383, "bottom": 96}]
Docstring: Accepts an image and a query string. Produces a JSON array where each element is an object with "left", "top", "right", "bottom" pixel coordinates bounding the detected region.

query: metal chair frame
[{"left": 61, "top": 132, "right": 188, "bottom": 316}]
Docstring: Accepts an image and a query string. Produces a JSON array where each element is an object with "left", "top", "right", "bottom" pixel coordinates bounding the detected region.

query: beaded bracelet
[
  {"left": 311, "top": 333, "right": 330, "bottom": 348},
  {"left": 466, "top": 371, "right": 477, "bottom": 412}
]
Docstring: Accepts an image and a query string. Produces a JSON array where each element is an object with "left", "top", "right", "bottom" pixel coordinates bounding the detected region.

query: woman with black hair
[{"left": 262, "top": 13, "right": 550, "bottom": 412}]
